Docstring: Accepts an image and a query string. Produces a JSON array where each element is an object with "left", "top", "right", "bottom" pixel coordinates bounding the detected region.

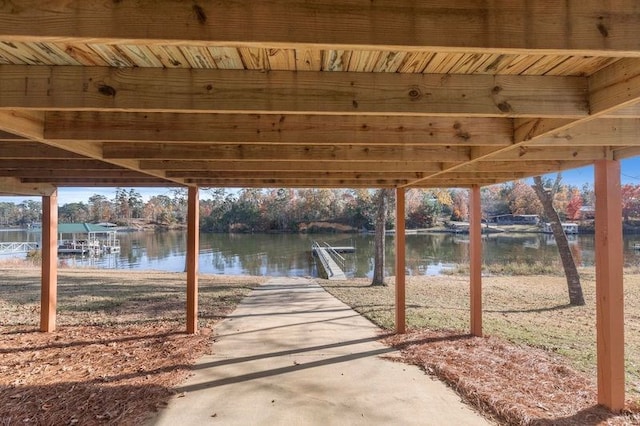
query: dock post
[
  {"left": 594, "top": 159, "right": 625, "bottom": 411},
  {"left": 186, "top": 187, "right": 199, "bottom": 334},
  {"left": 469, "top": 185, "right": 483, "bottom": 337},
  {"left": 40, "top": 191, "right": 58, "bottom": 332},
  {"left": 395, "top": 188, "right": 406, "bottom": 334}
]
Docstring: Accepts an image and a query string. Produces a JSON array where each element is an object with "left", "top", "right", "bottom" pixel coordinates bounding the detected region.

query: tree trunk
[
  {"left": 532, "top": 176, "right": 585, "bottom": 306},
  {"left": 371, "top": 189, "right": 388, "bottom": 286}
]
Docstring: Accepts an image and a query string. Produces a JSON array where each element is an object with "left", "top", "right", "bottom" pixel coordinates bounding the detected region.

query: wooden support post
[
  {"left": 469, "top": 185, "right": 483, "bottom": 337},
  {"left": 40, "top": 192, "right": 58, "bottom": 332},
  {"left": 395, "top": 187, "right": 406, "bottom": 334},
  {"left": 594, "top": 159, "right": 625, "bottom": 411},
  {"left": 186, "top": 186, "right": 200, "bottom": 334}
]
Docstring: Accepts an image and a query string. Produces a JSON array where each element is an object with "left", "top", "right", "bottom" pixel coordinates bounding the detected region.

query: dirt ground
[{"left": 0, "top": 268, "right": 265, "bottom": 425}]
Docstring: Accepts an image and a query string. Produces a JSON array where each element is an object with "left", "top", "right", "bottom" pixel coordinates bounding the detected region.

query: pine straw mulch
[
  {"left": 383, "top": 330, "right": 640, "bottom": 426},
  {"left": 0, "top": 325, "right": 212, "bottom": 425},
  {"left": 0, "top": 268, "right": 265, "bottom": 426}
]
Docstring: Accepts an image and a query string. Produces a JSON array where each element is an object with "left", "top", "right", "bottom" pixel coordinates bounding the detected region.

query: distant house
[
  {"left": 542, "top": 222, "right": 579, "bottom": 234},
  {"left": 579, "top": 206, "right": 596, "bottom": 220},
  {"left": 489, "top": 214, "right": 540, "bottom": 225}
]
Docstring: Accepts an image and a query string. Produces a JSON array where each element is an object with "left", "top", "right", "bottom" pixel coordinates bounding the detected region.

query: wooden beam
[
  {"left": 451, "top": 160, "right": 592, "bottom": 173},
  {"left": 514, "top": 59, "right": 640, "bottom": 143},
  {"left": 410, "top": 179, "right": 503, "bottom": 188},
  {"left": 0, "top": 110, "right": 183, "bottom": 186},
  {"left": 0, "top": 169, "right": 158, "bottom": 179},
  {"left": 20, "top": 178, "right": 176, "bottom": 187},
  {"left": 103, "top": 143, "right": 469, "bottom": 162},
  {"left": 167, "top": 171, "right": 434, "bottom": 180},
  {"left": 1, "top": 65, "right": 588, "bottom": 117},
  {"left": 0, "top": 110, "right": 44, "bottom": 139},
  {"left": 188, "top": 178, "right": 409, "bottom": 188},
  {"left": 589, "top": 58, "right": 640, "bottom": 115},
  {"left": 140, "top": 160, "right": 443, "bottom": 173},
  {"left": 0, "top": 142, "right": 86, "bottom": 159},
  {"left": 186, "top": 186, "right": 199, "bottom": 335},
  {"left": 40, "top": 192, "right": 57, "bottom": 332},
  {"left": 0, "top": 159, "right": 127, "bottom": 170},
  {"left": 44, "top": 112, "right": 513, "bottom": 146},
  {"left": 422, "top": 172, "right": 529, "bottom": 180},
  {"left": 0, "top": 130, "right": 25, "bottom": 141},
  {"left": 469, "top": 185, "right": 482, "bottom": 337},
  {"left": 614, "top": 146, "right": 640, "bottom": 160},
  {"left": 0, "top": 177, "right": 56, "bottom": 196},
  {"left": 395, "top": 188, "right": 406, "bottom": 334},
  {"left": 594, "top": 159, "right": 625, "bottom": 412},
  {"left": 3, "top": 1, "right": 640, "bottom": 55},
  {"left": 486, "top": 146, "right": 608, "bottom": 161},
  {"left": 531, "top": 118, "right": 640, "bottom": 146}
]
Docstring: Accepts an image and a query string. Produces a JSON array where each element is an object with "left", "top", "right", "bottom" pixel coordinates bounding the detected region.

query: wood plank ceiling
[{"left": 0, "top": 0, "right": 640, "bottom": 195}]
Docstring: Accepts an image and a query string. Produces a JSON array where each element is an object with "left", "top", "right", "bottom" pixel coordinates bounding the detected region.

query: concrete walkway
[{"left": 151, "top": 278, "right": 491, "bottom": 425}]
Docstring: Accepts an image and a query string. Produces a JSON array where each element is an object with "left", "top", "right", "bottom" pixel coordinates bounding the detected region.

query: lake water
[{"left": 2, "top": 230, "right": 640, "bottom": 278}]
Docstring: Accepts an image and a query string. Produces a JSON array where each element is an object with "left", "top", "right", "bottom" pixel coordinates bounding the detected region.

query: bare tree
[
  {"left": 532, "top": 175, "right": 585, "bottom": 306},
  {"left": 371, "top": 189, "right": 392, "bottom": 286}
]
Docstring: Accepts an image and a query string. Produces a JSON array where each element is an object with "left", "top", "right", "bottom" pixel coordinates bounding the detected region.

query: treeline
[{"left": 1, "top": 181, "right": 640, "bottom": 231}]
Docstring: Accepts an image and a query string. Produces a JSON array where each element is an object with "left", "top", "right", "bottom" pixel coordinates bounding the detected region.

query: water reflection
[{"left": 1, "top": 230, "right": 639, "bottom": 277}]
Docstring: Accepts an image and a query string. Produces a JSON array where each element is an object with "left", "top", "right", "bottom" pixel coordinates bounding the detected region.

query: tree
[
  {"left": 88, "top": 194, "right": 112, "bottom": 222},
  {"left": 565, "top": 189, "right": 583, "bottom": 220},
  {"left": 16, "top": 201, "right": 42, "bottom": 226},
  {"left": 533, "top": 175, "right": 585, "bottom": 306},
  {"left": 371, "top": 189, "right": 393, "bottom": 286},
  {"left": 505, "top": 180, "right": 543, "bottom": 215},
  {"left": 59, "top": 202, "right": 90, "bottom": 223},
  {"left": 450, "top": 189, "right": 469, "bottom": 221},
  {"left": 621, "top": 184, "right": 640, "bottom": 222}
]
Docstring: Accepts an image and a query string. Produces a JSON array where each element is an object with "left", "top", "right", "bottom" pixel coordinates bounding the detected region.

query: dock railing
[
  {"left": 323, "top": 242, "right": 346, "bottom": 269},
  {"left": 312, "top": 241, "right": 333, "bottom": 278}
]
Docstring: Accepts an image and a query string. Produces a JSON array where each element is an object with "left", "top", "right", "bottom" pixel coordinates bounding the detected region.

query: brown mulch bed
[
  {"left": 0, "top": 268, "right": 265, "bottom": 425},
  {"left": 1, "top": 325, "right": 212, "bottom": 425},
  {"left": 384, "top": 330, "right": 640, "bottom": 426}
]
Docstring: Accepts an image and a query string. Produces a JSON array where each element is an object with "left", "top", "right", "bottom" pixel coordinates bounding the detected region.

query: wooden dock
[
  {"left": 312, "top": 242, "right": 353, "bottom": 280},
  {"left": 0, "top": 242, "right": 39, "bottom": 254}
]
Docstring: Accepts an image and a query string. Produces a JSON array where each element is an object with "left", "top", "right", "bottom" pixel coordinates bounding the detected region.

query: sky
[{"left": 2, "top": 157, "right": 639, "bottom": 206}]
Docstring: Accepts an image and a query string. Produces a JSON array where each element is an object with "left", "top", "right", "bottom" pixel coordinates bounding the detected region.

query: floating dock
[{"left": 312, "top": 241, "right": 354, "bottom": 280}]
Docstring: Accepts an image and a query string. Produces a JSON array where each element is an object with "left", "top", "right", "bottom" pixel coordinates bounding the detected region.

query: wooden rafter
[{"left": 2, "top": 1, "right": 640, "bottom": 56}]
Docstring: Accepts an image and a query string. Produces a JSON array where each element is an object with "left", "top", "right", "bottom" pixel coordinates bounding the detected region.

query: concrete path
[{"left": 151, "top": 278, "right": 491, "bottom": 426}]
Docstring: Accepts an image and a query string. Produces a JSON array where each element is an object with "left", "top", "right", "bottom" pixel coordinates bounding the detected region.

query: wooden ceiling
[{"left": 1, "top": 1, "right": 640, "bottom": 195}]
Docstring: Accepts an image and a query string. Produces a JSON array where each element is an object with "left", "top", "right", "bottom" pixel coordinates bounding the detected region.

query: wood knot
[
  {"left": 193, "top": 4, "right": 207, "bottom": 24},
  {"left": 597, "top": 16, "right": 609, "bottom": 37},
  {"left": 98, "top": 84, "right": 116, "bottom": 97},
  {"left": 497, "top": 101, "right": 513, "bottom": 113},
  {"left": 352, "top": 100, "right": 359, "bottom": 109},
  {"left": 492, "top": 86, "right": 502, "bottom": 95},
  {"left": 408, "top": 87, "right": 423, "bottom": 101},
  {"left": 456, "top": 131, "right": 470, "bottom": 141}
]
